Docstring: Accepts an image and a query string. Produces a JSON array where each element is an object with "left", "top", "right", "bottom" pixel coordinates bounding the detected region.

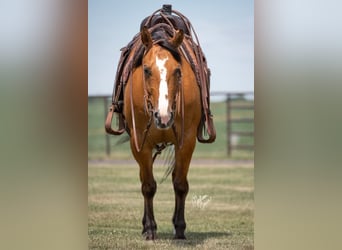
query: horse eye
[{"left": 143, "top": 66, "right": 152, "bottom": 77}]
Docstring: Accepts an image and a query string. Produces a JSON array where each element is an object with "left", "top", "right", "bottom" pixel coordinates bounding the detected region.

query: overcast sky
[{"left": 88, "top": 0, "right": 254, "bottom": 95}]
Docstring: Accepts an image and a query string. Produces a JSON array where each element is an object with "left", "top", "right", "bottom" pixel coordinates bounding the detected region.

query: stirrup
[
  {"left": 105, "top": 104, "right": 126, "bottom": 135},
  {"left": 197, "top": 113, "right": 216, "bottom": 143}
]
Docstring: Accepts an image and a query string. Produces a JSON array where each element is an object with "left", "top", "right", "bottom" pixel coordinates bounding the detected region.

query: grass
[
  {"left": 88, "top": 161, "right": 254, "bottom": 249},
  {"left": 88, "top": 97, "right": 254, "bottom": 159}
]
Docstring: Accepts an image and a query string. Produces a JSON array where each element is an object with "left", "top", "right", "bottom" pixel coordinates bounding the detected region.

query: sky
[{"left": 88, "top": 0, "right": 254, "bottom": 96}]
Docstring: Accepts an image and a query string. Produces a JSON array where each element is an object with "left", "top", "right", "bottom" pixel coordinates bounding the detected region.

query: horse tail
[
  {"left": 160, "top": 145, "right": 175, "bottom": 183},
  {"left": 152, "top": 144, "right": 175, "bottom": 184}
]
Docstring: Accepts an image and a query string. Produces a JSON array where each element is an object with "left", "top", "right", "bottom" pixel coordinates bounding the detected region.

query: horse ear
[
  {"left": 141, "top": 26, "right": 152, "bottom": 48},
  {"left": 170, "top": 29, "right": 184, "bottom": 48}
]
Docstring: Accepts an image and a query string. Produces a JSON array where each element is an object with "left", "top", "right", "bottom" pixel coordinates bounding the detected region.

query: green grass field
[
  {"left": 88, "top": 97, "right": 254, "bottom": 159},
  {"left": 88, "top": 161, "right": 254, "bottom": 249}
]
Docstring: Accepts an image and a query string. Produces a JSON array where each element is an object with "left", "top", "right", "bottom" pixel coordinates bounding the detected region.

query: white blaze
[{"left": 156, "top": 56, "right": 169, "bottom": 122}]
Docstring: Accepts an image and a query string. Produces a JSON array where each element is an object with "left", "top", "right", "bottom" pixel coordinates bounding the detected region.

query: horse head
[{"left": 140, "top": 27, "right": 184, "bottom": 129}]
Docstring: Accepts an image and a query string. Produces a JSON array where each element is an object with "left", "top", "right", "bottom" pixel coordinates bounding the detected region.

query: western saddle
[{"left": 105, "top": 5, "right": 216, "bottom": 143}]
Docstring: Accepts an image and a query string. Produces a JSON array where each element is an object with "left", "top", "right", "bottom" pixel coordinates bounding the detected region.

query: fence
[
  {"left": 89, "top": 92, "right": 254, "bottom": 157},
  {"left": 212, "top": 92, "right": 254, "bottom": 156}
]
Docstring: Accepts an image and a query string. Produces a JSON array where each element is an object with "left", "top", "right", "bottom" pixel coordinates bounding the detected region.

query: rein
[
  {"left": 129, "top": 63, "right": 153, "bottom": 153},
  {"left": 172, "top": 66, "right": 184, "bottom": 149}
]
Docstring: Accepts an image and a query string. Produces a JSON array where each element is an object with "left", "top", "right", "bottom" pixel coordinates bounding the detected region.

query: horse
[
  {"left": 105, "top": 5, "right": 216, "bottom": 240},
  {"left": 123, "top": 26, "right": 202, "bottom": 240}
]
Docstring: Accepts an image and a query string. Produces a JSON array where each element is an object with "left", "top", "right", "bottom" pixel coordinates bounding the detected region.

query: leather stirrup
[
  {"left": 197, "top": 113, "right": 216, "bottom": 143},
  {"left": 105, "top": 104, "right": 125, "bottom": 135}
]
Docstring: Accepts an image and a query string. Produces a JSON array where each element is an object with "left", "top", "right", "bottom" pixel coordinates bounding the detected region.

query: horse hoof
[
  {"left": 173, "top": 234, "right": 186, "bottom": 240},
  {"left": 143, "top": 231, "right": 157, "bottom": 240},
  {"left": 145, "top": 235, "right": 155, "bottom": 240}
]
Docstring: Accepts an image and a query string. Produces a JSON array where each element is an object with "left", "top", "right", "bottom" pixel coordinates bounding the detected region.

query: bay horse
[
  {"left": 105, "top": 5, "right": 216, "bottom": 241},
  {"left": 123, "top": 27, "right": 201, "bottom": 240}
]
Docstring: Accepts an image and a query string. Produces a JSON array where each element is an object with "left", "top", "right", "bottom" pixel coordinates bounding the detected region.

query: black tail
[
  {"left": 152, "top": 144, "right": 175, "bottom": 184},
  {"left": 160, "top": 145, "right": 175, "bottom": 183}
]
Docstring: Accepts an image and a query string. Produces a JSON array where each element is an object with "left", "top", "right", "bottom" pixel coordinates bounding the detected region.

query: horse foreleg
[
  {"left": 131, "top": 141, "right": 157, "bottom": 240},
  {"left": 172, "top": 139, "right": 195, "bottom": 239},
  {"left": 141, "top": 173, "right": 157, "bottom": 240},
  {"left": 172, "top": 174, "right": 189, "bottom": 239}
]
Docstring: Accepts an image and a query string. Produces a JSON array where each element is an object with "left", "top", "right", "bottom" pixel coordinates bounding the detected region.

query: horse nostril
[{"left": 154, "top": 112, "right": 159, "bottom": 119}]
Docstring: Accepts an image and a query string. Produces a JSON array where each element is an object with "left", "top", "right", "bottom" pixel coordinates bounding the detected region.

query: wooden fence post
[{"left": 226, "top": 93, "right": 232, "bottom": 156}]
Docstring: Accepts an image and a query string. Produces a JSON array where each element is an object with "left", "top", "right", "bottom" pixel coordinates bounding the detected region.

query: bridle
[{"left": 129, "top": 41, "right": 185, "bottom": 153}]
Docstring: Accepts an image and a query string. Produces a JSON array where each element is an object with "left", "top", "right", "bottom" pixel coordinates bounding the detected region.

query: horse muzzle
[{"left": 153, "top": 111, "right": 174, "bottom": 129}]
